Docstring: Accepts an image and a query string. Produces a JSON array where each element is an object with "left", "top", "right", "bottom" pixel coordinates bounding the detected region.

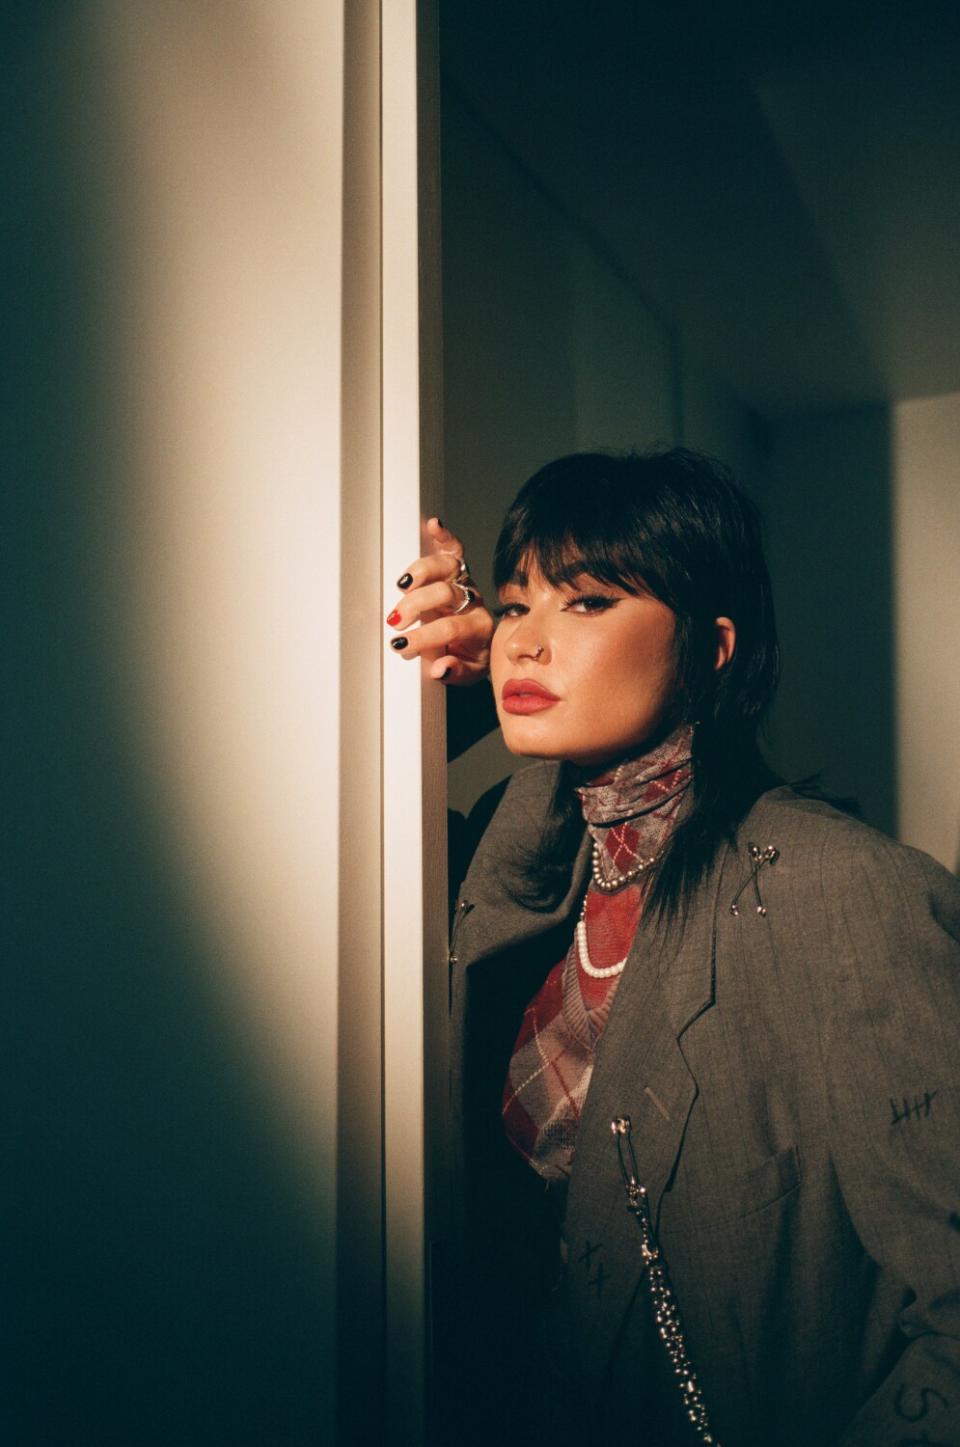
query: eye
[
  {"left": 563, "top": 593, "right": 618, "bottom": 614},
  {"left": 492, "top": 602, "right": 528, "bottom": 621}
]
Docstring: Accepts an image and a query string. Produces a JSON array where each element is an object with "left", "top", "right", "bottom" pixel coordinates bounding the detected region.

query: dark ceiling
[{"left": 441, "top": 0, "right": 960, "bottom": 420}]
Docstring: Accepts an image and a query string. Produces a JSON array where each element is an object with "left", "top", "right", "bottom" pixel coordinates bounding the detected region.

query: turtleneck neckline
[{"left": 573, "top": 722, "right": 694, "bottom": 828}]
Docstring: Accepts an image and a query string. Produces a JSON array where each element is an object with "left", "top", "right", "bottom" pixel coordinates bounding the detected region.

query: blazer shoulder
[
  {"left": 744, "top": 784, "right": 945, "bottom": 862},
  {"left": 476, "top": 759, "right": 564, "bottom": 837},
  {"left": 457, "top": 760, "right": 569, "bottom": 900},
  {"left": 738, "top": 785, "right": 960, "bottom": 931}
]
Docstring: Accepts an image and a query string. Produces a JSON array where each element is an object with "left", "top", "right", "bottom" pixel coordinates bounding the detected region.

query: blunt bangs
[{"left": 492, "top": 457, "right": 677, "bottom": 607}]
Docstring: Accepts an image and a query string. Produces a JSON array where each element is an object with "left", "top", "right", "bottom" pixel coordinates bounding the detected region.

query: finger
[
  {"left": 387, "top": 609, "right": 492, "bottom": 662},
  {"left": 418, "top": 610, "right": 493, "bottom": 655},
  {"left": 424, "top": 516, "right": 466, "bottom": 560},
  {"left": 386, "top": 579, "right": 482, "bottom": 630},
  {"left": 428, "top": 653, "right": 489, "bottom": 685},
  {"left": 395, "top": 548, "right": 467, "bottom": 594}
]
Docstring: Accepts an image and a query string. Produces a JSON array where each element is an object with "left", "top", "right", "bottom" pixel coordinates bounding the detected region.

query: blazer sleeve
[{"left": 821, "top": 837, "right": 960, "bottom": 1446}]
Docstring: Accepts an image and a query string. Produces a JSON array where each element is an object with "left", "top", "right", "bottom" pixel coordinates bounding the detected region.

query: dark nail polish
[
  {"left": 386, "top": 609, "right": 401, "bottom": 627},
  {"left": 440, "top": 667, "right": 452, "bottom": 681},
  {"left": 390, "top": 636, "right": 408, "bottom": 651},
  {"left": 397, "top": 573, "right": 413, "bottom": 590},
  {"left": 435, "top": 519, "right": 444, "bottom": 529}
]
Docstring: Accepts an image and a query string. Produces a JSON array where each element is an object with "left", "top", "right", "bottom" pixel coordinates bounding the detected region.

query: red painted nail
[{"left": 386, "top": 610, "right": 401, "bottom": 627}]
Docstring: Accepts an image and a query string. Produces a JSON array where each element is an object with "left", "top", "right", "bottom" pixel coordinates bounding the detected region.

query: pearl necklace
[
  {"left": 578, "top": 835, "right": 665, "bottom": 978},
  {"left": 576, "top": 914, "right": 628, "bottom": 979},
  {"left": 579, "top": 836, "right": 664, "bottom": 978}
]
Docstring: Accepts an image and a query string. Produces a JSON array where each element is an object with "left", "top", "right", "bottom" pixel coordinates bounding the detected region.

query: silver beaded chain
[
  {"left": 580, "top": 839, "right": 662, "bottom": 977},
  {"left": 611, "top": 1116, "right": 723, "bottom": 1446},
  {"left": 590, "top": 839, "right": 660, "bottom": 893}
]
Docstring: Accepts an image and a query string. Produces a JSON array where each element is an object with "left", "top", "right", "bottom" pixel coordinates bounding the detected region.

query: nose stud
[{"left": 534, "top": 645, "right": 544, "bottom": 660}]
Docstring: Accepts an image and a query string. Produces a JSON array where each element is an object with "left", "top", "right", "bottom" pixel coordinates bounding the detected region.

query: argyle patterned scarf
[{"left": 501, "top": 725, "right": 693, "bottom": 1182}]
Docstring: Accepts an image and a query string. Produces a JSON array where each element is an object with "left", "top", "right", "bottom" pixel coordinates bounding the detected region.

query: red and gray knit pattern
[{"left": 501, "top": 725, "right": 693, "bottom": 1182}]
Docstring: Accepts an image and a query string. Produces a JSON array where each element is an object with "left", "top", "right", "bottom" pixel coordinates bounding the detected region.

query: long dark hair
[{"left": 492, "top": 448, "right": 781, "bottom": 919}]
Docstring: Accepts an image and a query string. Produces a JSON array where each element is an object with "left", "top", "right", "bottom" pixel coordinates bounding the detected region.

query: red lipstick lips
[{"left": 501, "top": 678, "right": 560, "bottom": 714}]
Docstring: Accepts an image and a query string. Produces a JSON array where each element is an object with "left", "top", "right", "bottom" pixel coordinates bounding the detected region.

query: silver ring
[{"left": 450, "top": 581, "right": 477, "bottom": 614}]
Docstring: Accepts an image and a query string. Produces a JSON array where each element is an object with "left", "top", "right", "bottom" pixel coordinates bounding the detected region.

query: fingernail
[
  {"left": 390, "top": 636, "right": 408, "bottom": 651},
  {"left": 386, "top": 609, "right": 402, "bottom": 627},
  {"left": 397, "top": 573, "right": 413, "bottom": 590},
  {"left": 440, "top": 667, "right": 452, "bottom": 681}
]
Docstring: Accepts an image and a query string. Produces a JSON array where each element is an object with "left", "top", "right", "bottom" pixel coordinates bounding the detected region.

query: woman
[{"left": 387, "top": 451, "right": 960, "bottom": 1447}]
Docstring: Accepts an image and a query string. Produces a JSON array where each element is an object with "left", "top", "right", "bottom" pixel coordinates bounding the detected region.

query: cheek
[
  {"left": 608, "top": 624, "right": 680, "bottom": 716},
  {"left": 489, "top": 629, "right": 506, "bottom": 682}
]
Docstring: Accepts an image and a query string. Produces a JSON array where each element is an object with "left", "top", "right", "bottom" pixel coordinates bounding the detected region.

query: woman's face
[{"left": 490, "top": 562, "right": 682, "bottom": 769}]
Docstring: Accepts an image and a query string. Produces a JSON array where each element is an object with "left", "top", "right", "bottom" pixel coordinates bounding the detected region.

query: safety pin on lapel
[
  {"left": 611, "top": 1115, "right": 659, "bottom": 1263},
  {"left": 610, "top": 1116, "right": 723, "bottom": 1445},
  {"left": 729, "top": 842, "right": 780, "bottom": 917}
]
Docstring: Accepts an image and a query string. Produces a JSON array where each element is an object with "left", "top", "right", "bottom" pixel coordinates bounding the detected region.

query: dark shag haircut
[{"left": 492, "top": 448, "right": 781, "bottom": 920}]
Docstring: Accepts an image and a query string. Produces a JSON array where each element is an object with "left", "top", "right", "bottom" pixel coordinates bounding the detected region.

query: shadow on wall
[
  {"left": 763, "top": 406, "right": 897, "bottom": 838},
  {"left": 5, "top": 16, "right": 332, "bottom": 1447}
]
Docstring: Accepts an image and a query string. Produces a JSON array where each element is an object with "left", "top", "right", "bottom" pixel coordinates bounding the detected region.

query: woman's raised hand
[{"left": 386, "top": 518, "right": 494, "bottom": 684}]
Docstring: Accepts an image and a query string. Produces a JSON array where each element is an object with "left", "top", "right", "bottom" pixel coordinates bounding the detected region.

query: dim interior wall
[
  {"left": 762, "top": 393, "right": 960, "bottom": 872},
  {"left": 441, "top": 89, "right": 678, "bottom": 610},
  {"left": 761, "top": 406, "right": 897, "bottom": 837},
  {"left": 892, "top": 392, "right": 960, "bottom": 871},
  {"left": 443, "top": 89, "right": 765, "bottom": 816},
  {"left": 681, "top": 352, "right": 770, "bottom": 499}
]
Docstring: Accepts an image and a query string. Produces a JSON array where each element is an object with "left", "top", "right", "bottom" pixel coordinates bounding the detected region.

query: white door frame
[{"left": 381, "top": 0, "right": 445, "bottom": 1440}]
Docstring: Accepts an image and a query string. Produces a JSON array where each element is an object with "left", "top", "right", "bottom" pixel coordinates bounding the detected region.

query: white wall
[
  {"left": 8, "top": 5, "right": 420, "bottom": 1442},
  {"left": 8, "top": 3, "right": 347, "bottom": 1439},
  {"left": 893, "top": 392, "right": 960, "bottom": 869},
  {"left": 58, "top": 5, "right": 357, "bottom": 1440}
]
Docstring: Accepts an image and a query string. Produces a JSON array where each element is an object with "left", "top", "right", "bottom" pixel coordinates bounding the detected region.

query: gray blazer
[{"left": 449, "top": 765, "right": 960, "bottom": 1447}]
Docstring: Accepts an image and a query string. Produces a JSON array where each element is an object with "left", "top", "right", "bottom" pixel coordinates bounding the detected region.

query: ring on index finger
[{"left": 450, "top": 581, "right": 478, "bottom": 615}]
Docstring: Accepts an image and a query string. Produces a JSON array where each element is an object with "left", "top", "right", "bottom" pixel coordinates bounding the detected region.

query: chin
[
  {"left": 498, "top": 720, "right": 600, "bottom": 766},
  {"left": 499, "top": 732, "right": 549, "bottom": 760},
  {"left": 497, "top": 715, "right": 560, "bottom": 760}
]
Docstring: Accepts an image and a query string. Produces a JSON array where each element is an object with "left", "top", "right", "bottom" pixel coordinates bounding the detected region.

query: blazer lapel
[
  {"left": 455, "top": 828, "right": 591, "bottom": 971},
  {"left": 453, "top": 759, "right": 592, "bottom": 971},
  {"left": 562, "top": 849, "right": 727, "bottom": 1390}
]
